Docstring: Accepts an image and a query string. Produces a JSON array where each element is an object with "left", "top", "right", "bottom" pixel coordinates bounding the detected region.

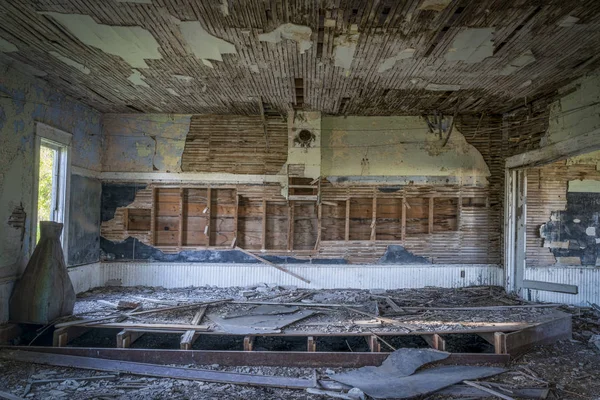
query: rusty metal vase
[{"left": 9, "top": 221, "right": 76, "bottom": 324}]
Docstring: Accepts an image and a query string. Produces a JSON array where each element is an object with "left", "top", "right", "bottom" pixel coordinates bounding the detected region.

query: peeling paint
[
  {"left": 558, "top": 15, "right": 580, "bottom": 28},
  {"left": 202, "top": 59, "right": 214, "bottom": 68},
  {"left": 568, "top": 179, "right": 600, "bottom": 193},
  {"left": 128, "top": 69, "right": 150, "bottom": 88},
  {"left": 419, "top": 0, "right": 452, "bottom": 12},
  {"left": 166, "top": 88, "right": 180, "bottom": 97},
  {"left": 425, "top": 83, "right": 461, "bottom": 91},
  {"left": 334, "top": 33, "right": 360, "bottom": 70},
  {"left": 179, "top": 21, "right": 236, "bottom": 63},
  {"left": 41, "top": 12, "right": 162, "bottom": 69},
  {"left": 102, "top": 114, "right": 191, "bottom": 173},
  {"left": 499, "top": 50, "right": 536, "bottom": 75},
  {"left": 0, "top": 58, "right": 101, "bottom": 278},
  {"left": 321, "top": 116, "right": 490, "bottom": 181},
  {"left": 220, "top": 0, "right": 229, "bottom": 16},
  {"left": 0, "top": 38, "right": 18, "bottom": 53},
  {"left": 378, "top": 48, "right": 415, "bottom": 73},
  {"left": 49, "top": 51, "right": 90, "bottom": 74},
  {"left": 0, "top": 55, "right": 46, "bottom": 77},
  {"left": 445, "top": 28, "right": 494, "bottom": 64},
  {"left": 259, "top": 23, "right": 313, "bottom": 54},
  {"left": 173, "top": 74, "right": 193, "bottom": 83}
]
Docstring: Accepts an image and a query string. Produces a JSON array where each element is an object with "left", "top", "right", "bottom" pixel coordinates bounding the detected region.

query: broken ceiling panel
[
  {"left": 178, "top": 21, "right": 237, "bottom": 62},
  {"left": 128, "top": 69, "right": 150, "bottom": 88},
  {"left": 258, "top": 23, "right": 313, "bottom": 54},
  {"left": 334, "top": 33, "right": 360, "bottom": 70},
  {"left": 500, "top": 50, "right": 536, "bottom": 75},
  {"left": 40, "top": 12, "right": 162, "bottom": 69},
  {"left": 445, "top": 28, "right": 495, "bottom": 64},
  {"left": 378, "top": 48, "right": 415, "bottom": 73},
  {"left": 49, "top": 51, "right": 90, "bottom": 74},
  {"left": 419, "top": 0, "right": 452, "bottom": 12},
  {"left": 0, "top": 38, "right": 18, "bottom": 53}
]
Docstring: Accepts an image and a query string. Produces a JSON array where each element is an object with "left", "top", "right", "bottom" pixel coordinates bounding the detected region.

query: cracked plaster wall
[
  {"left": 0, "top": 60, "right": 102, "bottom": 279},
  {"left": 102, "top": 114, "right": 191, "bottom": 172},
  {"left": 321, "top": 116, "right": 490, "bottom": 183},
  {"left": 543, "top": 72, "right": 600, "bottom": 146}
]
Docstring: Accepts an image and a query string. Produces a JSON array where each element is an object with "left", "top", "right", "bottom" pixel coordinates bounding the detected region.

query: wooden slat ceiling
[{"left": 2, "top": 0, "right": 600, "bottom": 115}]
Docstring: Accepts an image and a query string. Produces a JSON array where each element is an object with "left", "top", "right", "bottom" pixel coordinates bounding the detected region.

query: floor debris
[
  {"left": 208, "top": 309, "right": 315, "bottom": 334},
  {"left": 329, "top": 348, "right": 506, "bottom": 399}
]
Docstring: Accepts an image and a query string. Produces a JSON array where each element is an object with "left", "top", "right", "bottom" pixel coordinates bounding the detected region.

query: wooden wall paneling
[
  {"left": 178, "top": 188, "right": 184, "bottom": 249},
  {"left": 349, "top": 198, "right": 372, "bottom": 241},
  {"left": 428, "top": 197, "right": 435, "bottom": 234},
  {"left": 150, "top": 188, "right": 157, "bottom": 246},
  {"left": 401, "top": 197, "right": 406, "bottom": 242},
  {"left": 321, "top": 202, "right": 345, "bottom": 241},
  {"left": 210, "top": 189, "right": 236, "bottom": 247},
  {"left": 315, "top": 204, "right": 322, "bottom": 250},
  {"left": 370, "top": 197, "right": 377, "bottom": 241},
  {"left": 238, "top": 196, "right": 263, "bottom": 250},
  {"left": 293, "top": 202, "right": 318, "bottom": 250},
  {"left": 182, "top": 188, "right": 208, "bottom": 247},
  {"left": 265, "top": 201, "right": 288, "bottom": 250},
  {"left": 288, "top": 202, "right": 295, "bottom": 251},
  {"left": 233, "top": 194, "right": 239, "bottom": 247},
  {"left": 155, "top": 188, "right": 181, "bottom": 247},
  {"left": 345, "top": 199, "right": 350, "bottom": 241},
  {"left": 375, "top": 198, "right": 401, "bottom": 241},
  {"left": 206, "top": 188, "right": 211, "bottom": 245},
  {"left": 261, "top": 199, "right": 267, "bottom": 251},
  {"left": 433, "top": 197, "right": 459, "bottom": 232},
  {"left": 405, "top": 198, "right": 429, "bottom": 234}
]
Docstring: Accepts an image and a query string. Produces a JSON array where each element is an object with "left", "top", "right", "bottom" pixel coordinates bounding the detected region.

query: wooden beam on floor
[
  {"left": 235, "top": 246, "right": 311, "bottom": 284},
  {"left": 180, "top": 306, "right": 207, "bottom": 350},
  {"left": 52, "top": 327, "right": 89, "bottom": 347},
  {"left": 0, "top": 350, "right": 315, "bottom": 389},
  {"left": 4, "top": 347, "right": 511, "bottom": 368},
  {"left": 420, "top": 333, "right": 446, "bottom": 351},
  {"left": 494, "top": 312, "right": 572, "bottom": 356}
]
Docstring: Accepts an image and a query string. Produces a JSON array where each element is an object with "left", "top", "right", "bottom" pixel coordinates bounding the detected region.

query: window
[{"left": 32, "top": 123, "right": 71, "bottom": 252}]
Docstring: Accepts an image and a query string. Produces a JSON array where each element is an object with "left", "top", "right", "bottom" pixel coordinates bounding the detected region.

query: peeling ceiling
[{"left": 2, "top": 0, "right": 600, "bottom": 115}]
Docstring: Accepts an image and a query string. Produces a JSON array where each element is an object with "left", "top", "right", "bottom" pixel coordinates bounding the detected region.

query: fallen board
[
  {"left": 1, "top": 347, "right": 511, "bottom": 368},
  {"left": 0, "top": 350, "right": 314, "bottom": 389}
]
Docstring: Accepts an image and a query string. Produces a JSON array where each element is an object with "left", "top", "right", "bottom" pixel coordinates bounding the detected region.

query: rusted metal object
[
  {"left": 9, "top": 222, "right": 75, "bottom": 324},
  {"left": 2, "top": 347, "right": 511, "bottom": 368}
]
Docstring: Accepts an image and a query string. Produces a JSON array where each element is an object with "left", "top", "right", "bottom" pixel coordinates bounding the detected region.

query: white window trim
[{"left": 31, "top": 122, "right": 72, "bottom": 261}]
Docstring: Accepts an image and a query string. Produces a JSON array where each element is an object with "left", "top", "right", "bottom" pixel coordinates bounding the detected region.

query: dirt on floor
[{"left": 0, "top": 285, "right": 599, "bottom": 399}]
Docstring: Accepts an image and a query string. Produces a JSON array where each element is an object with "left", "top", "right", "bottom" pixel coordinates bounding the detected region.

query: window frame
[{"left": 31, "top": 123, "right": 72, "bottom": 258}]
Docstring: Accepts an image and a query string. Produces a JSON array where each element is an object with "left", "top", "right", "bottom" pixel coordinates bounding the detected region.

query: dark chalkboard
[{"left": 68, "top": 174, "right": 101, "bottom": 266}]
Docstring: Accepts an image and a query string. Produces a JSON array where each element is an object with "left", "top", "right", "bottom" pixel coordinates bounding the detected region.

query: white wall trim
[
  {"left": 72, "top": 165, "right": 101, "bottom": 179},
  {"left": 100, "top": 171, "right": 285, "bottom": 184}
]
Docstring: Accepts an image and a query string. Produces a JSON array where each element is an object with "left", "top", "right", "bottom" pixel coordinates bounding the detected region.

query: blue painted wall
[{"left": 0, "top": 59, "right": 102, "bottom": 279}]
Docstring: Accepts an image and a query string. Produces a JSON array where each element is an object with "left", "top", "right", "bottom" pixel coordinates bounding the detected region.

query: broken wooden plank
[
  {"left": 385, "top": 297, "right": 403, "bottom": 312},
  {"left": 4, "top": 347, "right": 511, "bottom": 368},
  {"left": 0, "top": 391, "right": 24, "bottom": 400},
  {"left": 235, "top": 246, "right": 310, "bottom": 284},
  {"left": 82, "top": 322, "right": 211, "bottom": 331},
  {"left": 0, "top": 350, "right": 315, "bottom": 389},
  {"left": 494, "top": 312, "right": 572, "bottom": 355},
  {"left": 366, "top": 335, "right": 381, "bottom": 352},
  {"left": 421, "top": 334, "right": 446, "bottom": 351},
  {"left": 463, "top": 380, "right": 515, "bottom": 400},
  {"left": 180, "top": 306, "right": 207, "bottom": 350},
  {"left": 117, "top": 330, "right": 145, "bottom": 348}
]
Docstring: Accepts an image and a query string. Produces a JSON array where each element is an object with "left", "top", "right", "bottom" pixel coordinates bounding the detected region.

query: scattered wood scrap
[
  {"left": 235, "top": 246, "right": 311, "bottom": 284},
  {"left": 0, "top": 350, "right": 315, "bottom": 390},
  {"left": 463, "top": 380, "right": 515, "bottom": 400},
  {"left": 0, "top": 391, "right": 24, "bottom": 400}
]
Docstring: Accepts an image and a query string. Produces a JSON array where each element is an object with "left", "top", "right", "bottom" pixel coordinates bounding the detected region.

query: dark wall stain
[
  {"left": 100, "top": 236, "right": 347, "bottom": 264},
  {"left": 379, "top": 245, "right": 431, "bottom": 264},
  {"left": 101, "top": 183, "right": 146, "bottom": 222},
  {"left": 68, "top": 175, "right": 101, "bottom": 266},
  {"left": 540, "top": 192, "right": 600, "bottom": 266}
]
